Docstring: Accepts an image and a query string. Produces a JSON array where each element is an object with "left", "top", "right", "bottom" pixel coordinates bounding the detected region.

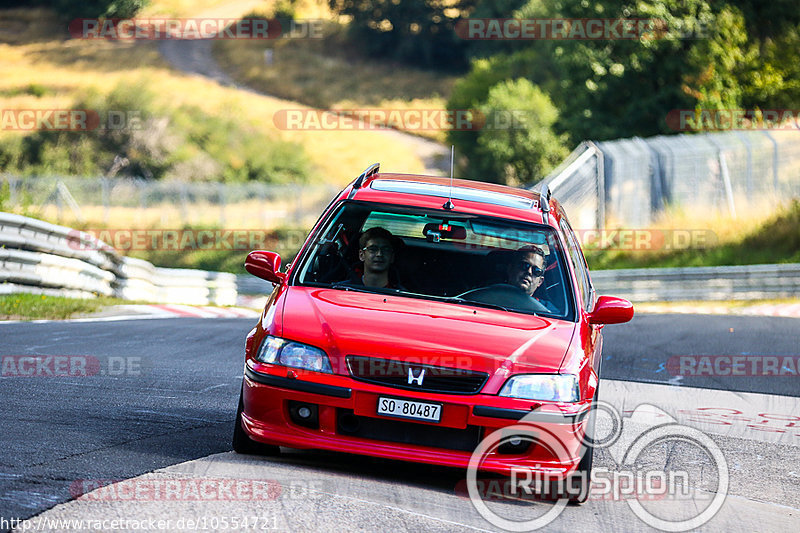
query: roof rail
[
  {"left": 352, "top": 163, "right": 381, "bottom": 189},
  {"left": 537, "top": 182, "right": 552, "bottom": 224}
]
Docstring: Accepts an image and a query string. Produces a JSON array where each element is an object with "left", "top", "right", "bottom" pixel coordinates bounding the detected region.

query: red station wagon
[{"left": 234, "top": 164, "right": 633, "bottom": 500}]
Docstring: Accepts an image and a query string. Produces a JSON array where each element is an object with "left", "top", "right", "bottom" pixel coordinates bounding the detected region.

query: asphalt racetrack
[{"left": 1, "top": 313, "right": 798, "bottom": 532}]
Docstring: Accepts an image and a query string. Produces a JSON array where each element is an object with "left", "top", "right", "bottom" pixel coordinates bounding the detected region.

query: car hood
[{"left": 279, "top": 287, "right": 576, "bottom": 381}]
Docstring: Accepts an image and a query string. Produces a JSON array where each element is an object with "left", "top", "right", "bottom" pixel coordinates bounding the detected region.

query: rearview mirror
[
  {"left": 423, "top": 222, "right": 467, "bottom": 242},
  {"left": 245, "top": 250, "right": 286, "bottom": 284},
  {"left": 588, "top": 295, "right": 634, "bottom": 325}
]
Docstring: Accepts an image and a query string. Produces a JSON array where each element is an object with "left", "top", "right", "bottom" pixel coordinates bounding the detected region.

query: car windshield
[{"left": 294, "top": 201, "right": 575, "bottom": 320}]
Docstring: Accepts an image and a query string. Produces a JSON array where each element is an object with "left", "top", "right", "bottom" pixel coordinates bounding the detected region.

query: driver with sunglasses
[{"left": 505, "top": 245, "right": 557, "bottom": 313}]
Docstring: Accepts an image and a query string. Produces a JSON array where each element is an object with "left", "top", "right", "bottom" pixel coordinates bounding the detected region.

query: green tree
[
  {"left": 1, "top": 0, "right": 149, "bottom": 18},
  {"left": 721, "top": 0, "right": 800, "bottom": 47},
  {"left": 454, "top": 0, "right": 759, "bottom": 143},
  {"left": 327, "top": 0, "right": 475, "bottom": 69},
  {"left": 470, "top": 79, "right": 568, "bottom": 185},
  {"left": 0, "top": 82, "right": 311, "bottom": 183}
]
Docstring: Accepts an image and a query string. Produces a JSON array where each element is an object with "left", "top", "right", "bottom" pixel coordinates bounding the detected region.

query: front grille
[
  {"left": 337, "top": 409, "right": 481, "bottom": 452},
  {"left": 346, "top": 355, "right": 489, "bottom": 394}
]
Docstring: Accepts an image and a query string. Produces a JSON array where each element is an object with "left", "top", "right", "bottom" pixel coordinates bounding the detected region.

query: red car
[{"left": 234, "top": 164, "right": 633, "bottom": 499}]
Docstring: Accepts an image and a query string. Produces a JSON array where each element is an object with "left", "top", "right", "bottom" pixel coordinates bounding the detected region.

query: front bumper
[{"left": 241, "top": 364, "right": 590, "bottom": 477}]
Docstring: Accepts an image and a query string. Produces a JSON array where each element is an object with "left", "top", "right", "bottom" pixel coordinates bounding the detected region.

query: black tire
[
  {"left": 567, "top": 387, "right": 599, "bottom": 504},
  {"left": 567, "top": 434, "right": 594, "bottom": 504},
  {"left": 232, "top": 386, "right": 280, "bottom": 456}
]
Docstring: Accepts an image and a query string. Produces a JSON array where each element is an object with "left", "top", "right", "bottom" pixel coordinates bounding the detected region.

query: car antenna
[{"left": 443, "top": 145, "right": 455, "bottom": 210}]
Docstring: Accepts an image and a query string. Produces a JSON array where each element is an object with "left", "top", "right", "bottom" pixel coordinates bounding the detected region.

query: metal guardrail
[
  {"left": 1, "top": 175, "right": 339, "bottom": 228},
  {"left": 5, "top": 210, "right": 795, "bottom": 305},
  {"left": 592, "top": 264, "right": 800, "bottom": 302},
  {"left": 235, "top": 274, "right": 274, "bottom": 296},
  {"left": 0, "top": 212, "right": 237, "bottom": 305}
]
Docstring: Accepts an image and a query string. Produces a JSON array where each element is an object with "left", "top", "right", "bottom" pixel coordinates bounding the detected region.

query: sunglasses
[{"left": 517, "top": 261, "right": 544, "bottom": 277}]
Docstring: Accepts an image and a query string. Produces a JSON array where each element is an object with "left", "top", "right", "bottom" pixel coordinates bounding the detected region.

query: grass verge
[
  {"left": 0, "top": 293, "right": 130, "bottom": 320},
  {"left": 126, "top": 225, "right": 311, "bottom": 273},
  {"left": 213, "top": 17, "right": 456, "bottom": 142},
  {"left": 585, "top": 200, "right": 800, "bottom": 270},
  {"left": 0, "top": 6, "right": 429, "bottom": 186}
]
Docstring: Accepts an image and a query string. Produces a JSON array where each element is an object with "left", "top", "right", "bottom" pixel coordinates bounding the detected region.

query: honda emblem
[{"left": 407, "top": 367, "right": 425, "bottom": 386}]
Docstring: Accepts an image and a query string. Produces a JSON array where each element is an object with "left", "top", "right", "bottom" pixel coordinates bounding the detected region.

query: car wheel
[
  {"left": 232, "top": 386, "right": 280, "bottom": 456},
  {"left": 567, "top": 388, "right": 599, "bottom": 504},
  {"left": 567, "top": 435, "right": 594, "bottom": 504}
]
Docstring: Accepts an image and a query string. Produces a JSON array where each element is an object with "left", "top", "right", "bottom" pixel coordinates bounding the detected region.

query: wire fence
[
  {"left": 0, "top": 175, "right": 339, "bottom": 228},
  {"left": 541, "top": 129, "right": 800, "bottom": 229},
  {"left": 5, "top": 127, "right": 800, "bottom": 231}
]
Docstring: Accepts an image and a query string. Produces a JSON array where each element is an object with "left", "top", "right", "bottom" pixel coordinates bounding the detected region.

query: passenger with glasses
[{"left": 343, "top": 227, "right": 406, "bottom": 289}]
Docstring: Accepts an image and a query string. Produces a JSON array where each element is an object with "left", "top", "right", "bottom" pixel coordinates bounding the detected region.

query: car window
[
  {"left": 294, "top": 201, "right": 576, "bottom": 321},
  {"left": 559, "top": 217, "right": 593, "bottom": 310}
]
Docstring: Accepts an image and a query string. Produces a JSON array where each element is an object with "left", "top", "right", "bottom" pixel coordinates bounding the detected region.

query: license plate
[{"left": 377, "top": 396, "right": 442, "bottom": 423}]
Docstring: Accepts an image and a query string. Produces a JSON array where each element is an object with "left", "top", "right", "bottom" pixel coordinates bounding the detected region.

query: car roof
[{"left": 343, "top": 172, "right": 557, "bottom": 226}]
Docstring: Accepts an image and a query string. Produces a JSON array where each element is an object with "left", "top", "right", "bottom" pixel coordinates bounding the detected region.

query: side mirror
[
  {"left": 245, "top": 251, "right": 286, "bottom": 284},
  {"left": 588, "top": 295, "right": 634, "bottom": 325}
]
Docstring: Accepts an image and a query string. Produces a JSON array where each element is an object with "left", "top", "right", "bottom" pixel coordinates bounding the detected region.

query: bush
[
  {"left": 470, "top": 79, "right": 568, "bottom": 186},
  {"left": 0, "top": 1, "right": 149, "bottom": 18},
  {"left": 0, "top": 81, "right": 311, "bottom": 183},
  {"left": 328, "top": 0, "right": 469, "bottom": 70},
  {"left": 54, "top": 0, "right": 148, "bottom": 18}
]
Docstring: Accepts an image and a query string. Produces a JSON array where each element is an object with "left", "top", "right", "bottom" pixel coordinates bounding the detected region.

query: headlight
[
  {"left": 255, "top": 336, "right": 332, "bottom": 373},
  {"left": 499, "top": 374, "right": 579, "bottom": 402}
]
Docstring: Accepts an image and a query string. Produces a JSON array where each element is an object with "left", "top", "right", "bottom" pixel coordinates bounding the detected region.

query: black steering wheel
[{"left": 457, "top": 284, "right": 549, "bottom": 313}]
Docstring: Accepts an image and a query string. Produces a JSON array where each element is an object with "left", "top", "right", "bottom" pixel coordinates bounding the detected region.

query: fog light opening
[
  {"left": 288, "top": 401, "right": 319, "bottom": 429},
  {"left": 497, "top": 434, "right": 534, "bottom": 455},
  {"left": 338, "top": 411, "right": 361, "bottom": 434}
]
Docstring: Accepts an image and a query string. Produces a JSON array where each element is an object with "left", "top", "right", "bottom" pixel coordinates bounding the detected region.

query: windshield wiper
[
  {"left": 330, "top": 284, "right": 402, "bottom": 296},
  {"left": 330, "top": 283, "right": 372, "bottom": 293},
  {"left": 431, "top": 295, "right": 514, "bottom": 313},
  {"left": 328, "top": 285, "right": 534, "bottom": 314}
]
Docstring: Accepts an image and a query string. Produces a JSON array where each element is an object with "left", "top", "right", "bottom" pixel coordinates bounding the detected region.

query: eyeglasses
[
  {"left": 517, "top": 261, "right": 544, "bottom": 277},
  {"left": 362, "top": 245, "right": 393, "bottom": 255}
]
